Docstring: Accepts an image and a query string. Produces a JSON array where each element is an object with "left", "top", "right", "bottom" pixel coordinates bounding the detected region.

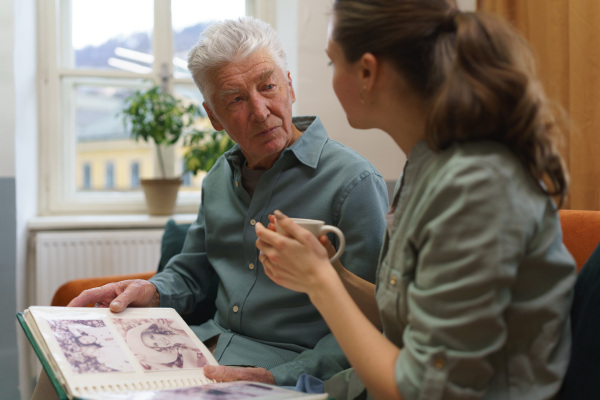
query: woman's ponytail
[{"left": 427, "top": 11, "right": 569, "bottom": 205}]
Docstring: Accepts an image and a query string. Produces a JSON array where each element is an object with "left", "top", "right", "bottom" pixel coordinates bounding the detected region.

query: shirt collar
[
  {"left": 224, "top": 115, "right": 326, "bottom": 170},
  {"left": 407, "top": 140, "right": 432, "bottom": 164},
  {"left": 400, "top": 140, "right": 437, "bottom": 193},
  {"left": 284, "top": 116, "right": 326, "bottom": 170}
]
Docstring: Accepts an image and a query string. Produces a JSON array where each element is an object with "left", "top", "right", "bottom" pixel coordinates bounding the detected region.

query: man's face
[{"left": 203, "top": 49, "right": 300, "bottom": 170}]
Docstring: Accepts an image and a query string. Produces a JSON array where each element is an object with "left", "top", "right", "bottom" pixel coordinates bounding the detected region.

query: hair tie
[{"left": 440, "top": 7, "right": 460, "bottom": 33}]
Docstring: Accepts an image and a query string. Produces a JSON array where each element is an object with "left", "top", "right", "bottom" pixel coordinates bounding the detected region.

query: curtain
[{"left": 478, "top": 0, "right": 600, "bottom": 211}]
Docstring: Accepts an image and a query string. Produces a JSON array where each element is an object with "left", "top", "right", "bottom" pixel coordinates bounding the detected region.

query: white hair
[{"left": 187, "top": 17, "right": 288, "bottom": 107}]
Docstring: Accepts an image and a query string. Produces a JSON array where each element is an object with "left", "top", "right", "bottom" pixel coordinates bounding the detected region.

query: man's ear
[
  {"left": 203, "top": 102, "right": 224, "bottom": 131},
  {"left": 286, "top": 71, "right": 296, "bottom": 104}
]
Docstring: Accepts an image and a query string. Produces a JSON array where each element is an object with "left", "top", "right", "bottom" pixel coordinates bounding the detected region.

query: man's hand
[
  {"left": 67, "top": 279, "right": 159, "bottom": 312},
  {"left": 203, "top": 365, "right": 275, "bottom": 384}
]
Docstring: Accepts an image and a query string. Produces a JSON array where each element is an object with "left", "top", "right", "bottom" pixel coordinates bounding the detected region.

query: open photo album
[{"left": 18, "top": 306, "right": 327, "bottom": 400}]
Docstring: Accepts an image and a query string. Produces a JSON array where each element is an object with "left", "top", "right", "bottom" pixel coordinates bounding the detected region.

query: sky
[{"left": 71, "top": 0, "right": 246, "bottom": 49}]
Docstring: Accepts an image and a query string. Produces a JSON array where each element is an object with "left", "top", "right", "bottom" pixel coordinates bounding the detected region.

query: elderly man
[{"left": 68, "top": 17, "right": 388, "bottom": 386}]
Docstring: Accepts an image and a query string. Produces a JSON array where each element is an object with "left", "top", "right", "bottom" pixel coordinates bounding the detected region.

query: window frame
[{"left": 37, "top": 0, "right": 266, "bottom": 215}]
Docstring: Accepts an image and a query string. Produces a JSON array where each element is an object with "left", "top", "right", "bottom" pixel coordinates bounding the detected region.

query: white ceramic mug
[{"left": 275, "top": 218, "right": 346, "bottom": 263}]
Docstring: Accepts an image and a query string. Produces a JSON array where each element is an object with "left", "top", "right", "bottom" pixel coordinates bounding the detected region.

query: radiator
[{"left": 33, "top": 229, "right": 163, "bottom": 306}]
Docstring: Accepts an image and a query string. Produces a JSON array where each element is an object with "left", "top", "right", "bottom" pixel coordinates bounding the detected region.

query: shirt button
[
  {"left": 235, "top": 181, "right": 239, "bottom": 187},
  {"left": 390, "top": 276, "right": 397, "bottom": 286},
  {"left": 250, "top": 219, "right": 256, "bottom": 226},
  {"left": 433, "top": 357, "right": 446, "bottom": 370},
  {"left": 249, "top": 263, "right": 255, "bottom": 270},
  {"left": 232, "top": 305, "right": 239, "bottom": 313}
]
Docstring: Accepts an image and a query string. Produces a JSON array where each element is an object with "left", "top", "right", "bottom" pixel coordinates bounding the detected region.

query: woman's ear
[{"left": 359, "top": 52, "right": 379, "bottom": 92}]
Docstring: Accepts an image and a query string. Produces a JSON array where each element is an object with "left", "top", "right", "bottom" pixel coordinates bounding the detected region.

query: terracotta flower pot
[{"left": 140, "top": 178, "right": 182, "bottom": 215}]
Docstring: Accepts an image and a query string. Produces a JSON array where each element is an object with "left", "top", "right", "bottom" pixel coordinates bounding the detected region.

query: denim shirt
[
  {"left": 326, "top": 141, "right": 576, "bottom": 400},
  {"left": 150, "top": 116, "right": 389, "bottom": 385}
]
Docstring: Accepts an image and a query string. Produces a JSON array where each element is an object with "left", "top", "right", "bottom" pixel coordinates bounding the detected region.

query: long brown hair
[{"left": 332, "top": 0, "right": 569, "bottom": 206}]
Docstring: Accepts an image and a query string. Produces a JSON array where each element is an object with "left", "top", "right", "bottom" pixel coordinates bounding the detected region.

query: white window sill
[{"left": 27, "top": 214, "right": 197, "bottom": 232}]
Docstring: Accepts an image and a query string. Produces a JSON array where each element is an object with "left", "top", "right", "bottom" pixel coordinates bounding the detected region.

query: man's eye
[
  {"left": 232, "top": 96, "right": 242, "bottom": 103},
  {"left": 264, "top": 84, "right": 275, "bottom": 90}
]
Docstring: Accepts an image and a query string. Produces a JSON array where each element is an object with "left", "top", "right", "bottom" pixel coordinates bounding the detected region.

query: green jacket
[{"left": 326, "top": 141, "right": 576, "bottom": 399}]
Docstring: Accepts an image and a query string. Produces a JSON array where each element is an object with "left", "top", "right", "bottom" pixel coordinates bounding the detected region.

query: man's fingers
[
  {"left": 203, "top": 365, "right": 275, "bottom": 384},
  {"left": 204, "top": 365, "right": 236, "bottom": 381},
  {"left": 108, "top": 296, "right": 128, "bottom": 313},
  {"left": 109, "top": 280, "right": 155, "bottom": 311},
  {"left": 67, "top": 280, "right": 155, "bottom": 310},
  {"left": 67, "top": 286, "right": 110, "bottom": 307}
]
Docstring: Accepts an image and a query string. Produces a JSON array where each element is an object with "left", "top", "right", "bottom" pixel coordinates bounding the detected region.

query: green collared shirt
[{"left": 150, "top": 116, "right": 389, "bottom": 385}]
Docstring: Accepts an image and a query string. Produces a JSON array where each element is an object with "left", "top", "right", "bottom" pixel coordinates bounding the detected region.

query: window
[
  {"left": 131, "top": 162, "right": 140, "bottom": 189},
  {"left": 38, "top": 0, "right": 255, "bottom": 215},
  {"left": 82, "top": 163, "right": 91, "bottom": 190},
  {"left": 182, "top": 160, "right": 192, "bottom": 187},
  {"left": 105, "top": 162, "right": 115, "bottom": 189}
]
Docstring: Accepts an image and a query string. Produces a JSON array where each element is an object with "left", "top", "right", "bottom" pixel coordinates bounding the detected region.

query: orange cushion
[
  {"left": 50, "top": 271, "right": 155, "bottom": 307},
  {"left": 559, "top": 209, "right": 600, "bottom": 271}
]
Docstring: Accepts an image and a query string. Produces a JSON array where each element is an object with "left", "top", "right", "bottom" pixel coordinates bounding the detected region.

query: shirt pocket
[{"left": 377, "top": 245, "right": 417, "bottom": 338}]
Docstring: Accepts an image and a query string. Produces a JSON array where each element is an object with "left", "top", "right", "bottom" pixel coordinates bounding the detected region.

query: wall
[
  {"left": 15, "top": 0, "right": 41, "bottom": 390},
  {"left": 0, "top": 0, "right": 19, "bottom": 397},
  {"left": 0, "top": 181, "right": 18, "bottom": 400},
  {"left": 293, "top": 0, "right": 406, "bottom": 181},
  {"left": 292, "top": 0, "right": 476, "bottom": 182},
  {"left": 478, "top": 0, "right": 599, "bottom": 210},
  {"left": 2, "top": 0, "right": 37, "bottom": 399}
]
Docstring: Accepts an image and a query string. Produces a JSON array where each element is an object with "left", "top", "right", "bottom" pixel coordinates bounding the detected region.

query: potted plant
[
  {"left": 121, "top": 84, "right": 201, "bottom": 215},
  {"left": 183, "top": 129, "right": 235, "bottom": 176}
]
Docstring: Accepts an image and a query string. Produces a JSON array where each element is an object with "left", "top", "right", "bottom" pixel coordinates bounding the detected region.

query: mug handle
[{"left": 319, "top": 225, "right": 346, "bottom": 263}]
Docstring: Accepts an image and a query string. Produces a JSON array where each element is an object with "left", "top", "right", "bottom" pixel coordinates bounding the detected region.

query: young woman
[{"left": 255, "top": 0, "right": 576, "bottom": 399}]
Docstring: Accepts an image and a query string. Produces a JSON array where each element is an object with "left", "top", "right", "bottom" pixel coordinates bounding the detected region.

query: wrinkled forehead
[{"left": 206, "top": 49, "right": 285, "bottom": 102}]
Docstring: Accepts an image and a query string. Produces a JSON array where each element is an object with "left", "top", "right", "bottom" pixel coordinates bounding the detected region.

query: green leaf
[
  {"left": 119, "top": 82, "right": 203, "bottom": 177},
  {"left": 182, "top": 129, "right": 235, "bottom": 175}
]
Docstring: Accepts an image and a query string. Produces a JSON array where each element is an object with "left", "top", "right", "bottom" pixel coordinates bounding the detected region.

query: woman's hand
[
  {"left": 267, "top": 214, "right": 277, "bottom": 231},
  {"left": 268, "top": 213, "right": 342, "bottom": 267},
  {"left": 255, "top": 210, "right": 337, "bottom": 296}
]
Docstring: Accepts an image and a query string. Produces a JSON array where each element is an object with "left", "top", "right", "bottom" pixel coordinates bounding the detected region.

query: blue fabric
[
  {"left": 287, "top": 374, "right": 325, "bottom": 394},
  {"left": 150, "top": 116, "right": 389, "bottom": 385},
  {"left": 560, "top": 241, "right": 600, "bottom": 399},
  {"left": 157, "top": 220, "right": 190, "bottom": 272}
]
